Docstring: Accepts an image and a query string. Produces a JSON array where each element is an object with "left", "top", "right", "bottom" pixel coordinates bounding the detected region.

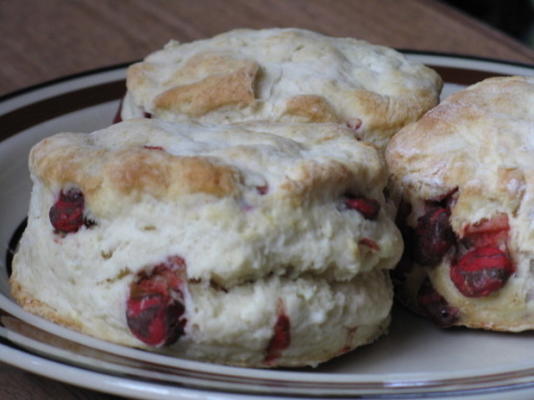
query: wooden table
[{"left": 1, "top": 0, "right": 533, "bottom": 399}]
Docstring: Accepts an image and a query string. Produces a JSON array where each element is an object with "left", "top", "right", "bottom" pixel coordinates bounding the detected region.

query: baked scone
[
  {"left": 11, "top": 118, "right": 403, "bottom": 367},
  {"left": 118, "top": 28, "right": 442, "bottom": 149},
  {"left": 386, "top": 76, "right": 534, "bottom": 332}
]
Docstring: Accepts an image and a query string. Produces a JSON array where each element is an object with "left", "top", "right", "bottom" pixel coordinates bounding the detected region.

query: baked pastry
[
  {"left": 11, "top": 118, "right": 403, "bottom": 367},
  {"left": 118, "top": 28, "right": 442, "bottom": 149},
  {"left": 386, "top": 76, "right": 534, "bottom": 332}
]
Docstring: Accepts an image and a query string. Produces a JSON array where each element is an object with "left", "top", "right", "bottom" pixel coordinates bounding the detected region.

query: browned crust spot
[
  {"left": 165, "top": 53, "right": 257, "bottom": 85},
  {"left": 279, "top": 160, "right": 353, "bottom": 197},
  {"left": 30, "top": 140, "right": 240, "bottom": 210},
  {"left": 351, "top": 89, "right": 438, "bottom": 134},
  {"left": 154, "top": 62, "right": 259, "bottom": 117},
  {"left": 106, "top": 150, "right": 238, "bottom": 198},
  {"left": 283, "top": 95, "right": 339, "bottom": 123}
]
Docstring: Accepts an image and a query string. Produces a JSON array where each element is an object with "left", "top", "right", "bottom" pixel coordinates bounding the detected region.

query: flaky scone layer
[
  {"left": 122, "top": 28, "right": 442, "bottom": 149},
  {"left": 386, "top": 76, "right": 534, "bottom": 331},
  {"left": 12, "top": 119, "right": 402, "bottom": 367}
]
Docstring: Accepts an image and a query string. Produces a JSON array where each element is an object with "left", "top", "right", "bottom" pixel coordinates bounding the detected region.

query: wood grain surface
[
  {"left": 1, "top": 0, "right": 533, "bottom": 97},
  {"left": 1, "top": 0, "right": 533, "bottom": 399}
]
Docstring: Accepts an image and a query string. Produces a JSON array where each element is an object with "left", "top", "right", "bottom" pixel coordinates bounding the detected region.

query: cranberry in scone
[
  {"left": 450, "top": 247, "right": 514, "bottom": 298},
  {"left": 126, "top": 256, "right": 187, "bottom": 347},
  {"left": 264, "top": 301, "right": 291, "bottom": 364},
  {"left": 417, "top": 279, "right": 459, "bottom": 328},
  {"left": 413, "top": 205, "right": 455, "bottom": 266},
  {"left": 344, "top": 196, "right": 380, "bottom": 220},
  {"left": 49, "top": 188, "right": 94, "bottom": 234}
]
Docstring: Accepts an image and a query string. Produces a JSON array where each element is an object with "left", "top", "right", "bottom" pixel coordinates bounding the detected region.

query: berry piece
[
  {"left": 359, "top": 238, "right": 380, "bottom": 251},
  {"left": 392, "top": 200, "right": 416, "bottom": 281},
  {"left": 417, "top": 279, "right": 459, "bottom": 328},
  {"left": 49, "top": 189, "right": 86, "bottom": 234},
  {"left": 112, "top": 101, "right": 123, "bottom": 124},
  {"left": 346, "top": 118, "right": 362, "bottom": 131},
  {"left": 413, "top": 206, "right": 455, "bottom": 266},
  {"left": 462, "top": 213, "right": 509, "bottom": 248},
  {"left": 112, "top": 96, "right": 126, "bottom": 124},
  {"left": 450, "top": 247, "right": 514, "bottom": 297},
  {"left": 344, "top": 196, "right": 380, "bottom": 220},
  {"left": 338, "top": 326, "right": 358, "bottom": 355},
  {"left": 143, "top": 145, "right": 165, "bottom": 151},
  {"left": 429, "top": 187, "right": 458, "bottom": 208},
  {"left": 265, "top": 304, "right": 291, "bottom": 364},
  {"left": 126, "top": 257, "right": 187, "bottom": 347},
  {"left": 256, "top": 184, "right": 269, "bottom": 195}
]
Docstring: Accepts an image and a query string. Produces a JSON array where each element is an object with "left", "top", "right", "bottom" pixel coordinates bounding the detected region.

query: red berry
[
  {"left": 413, "top": 206, "right": 455, "bottom": 266},
  {"left": 126, "top": 257, "right": 187, "bottom": 347},
  {"left": 49, "top": 189, "right": 86, "bottom": 234},
  {"left": 113, "top": 98, "right": 123, "bottom": 124},
  {"left": 264, "top": 305, "right": 291, "bottom": 364},
  {"left": 392, "top": 200, "right": 416, "bottom": 281},
  {"left": 462, "top": 214, "right": 509, "bottom": 248},
  {"left": 450, "top": 247, "right": 514, "bottom": 297},
  {"left": 344, "top": 197, "right": 380, "bottom": 220},
  {"left": 359, "top": 238, "right": 380, "bottom": 251},
  {"left": 256, "top": 184, "right": 269, "bottom": 195},
  {"left": 417, "top": 279, "right": 459, "bottom": 328},
  {"left": 346, "top": 118, "right": 362, "bottom": 131}
]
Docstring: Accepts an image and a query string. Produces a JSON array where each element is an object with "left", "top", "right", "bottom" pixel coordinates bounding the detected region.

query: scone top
[
  {"left": 122, "top": 28, "right": 442, "bottom": 149},
  {"left": 29, "top": 119, "right": 402, "bottom": 287},
  {"left": 31, "top": 119, "right": 386, "bottom": 213},
  {"left": 386, "top": 76, "right": 534, "bottom": 235}
]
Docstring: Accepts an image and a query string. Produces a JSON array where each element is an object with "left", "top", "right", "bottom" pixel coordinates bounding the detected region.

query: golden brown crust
[
  {"left": 350, "top": 89, "right": 438, "bottom": 139},
  {"left": 154, "top": 61, "right": 259, "bottom": 117},
  {"left": 280, "top": 160, "right": 354, "bottom": 198},
  {"left": 106, "top": 150, "right": 239, "bottom": 199},
  {"left": 30, "top": 135, "right": 240, "bottom": 216},
  {"left": 165, "top": 52, "right": 258, "bottom": 85},
  {"left": 283, "top": 95, "right": 339, "bottom": 123}
]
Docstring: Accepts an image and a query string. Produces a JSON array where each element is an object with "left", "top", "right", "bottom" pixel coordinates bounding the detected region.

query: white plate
[{"left": 1, "top": 52, "right": 534, "bottom": 400}]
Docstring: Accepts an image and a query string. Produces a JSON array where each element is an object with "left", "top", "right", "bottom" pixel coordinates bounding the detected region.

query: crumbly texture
[
  {"left": 121, "top": 28, "right": 442, "bottom": 150},
  {"left": 386, "top": 76, "right": 534, "bottom": 331},
  {"left": 11, "top": 119, "right": 402, "bottom": 367}
]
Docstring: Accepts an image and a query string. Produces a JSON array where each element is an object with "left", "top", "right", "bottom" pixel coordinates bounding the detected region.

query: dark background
[{"left": 443, "top": 0, "right": 534, "bottom": 47}]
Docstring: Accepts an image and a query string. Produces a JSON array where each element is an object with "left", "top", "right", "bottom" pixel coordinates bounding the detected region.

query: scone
[
  {"left": 11, "top": 119, "right": 403, "bottom": 367},
  {"left": 386, "top": 76, "right": 534, "bottom": 332},
  {"left": 118, "top": 28, "right": 442, "bottom": 150}
]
